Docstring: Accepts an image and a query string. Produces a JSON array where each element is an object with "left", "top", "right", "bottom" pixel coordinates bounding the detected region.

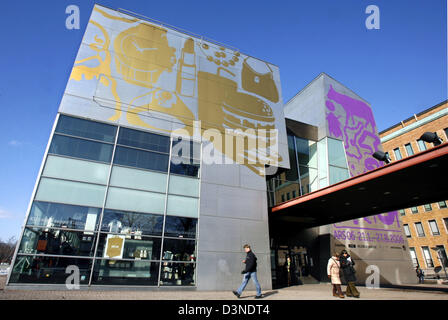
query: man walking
[{"left": 233, "top": 244, "right": 263, "bottom": 299}]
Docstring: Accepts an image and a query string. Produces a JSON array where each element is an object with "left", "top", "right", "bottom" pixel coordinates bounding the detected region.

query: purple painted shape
[
  {"left": 325, "top": 85, "right": 401, "bottom": 230},
  {"left": 325, "top": 85, "right": 382, "bottom": 174}
]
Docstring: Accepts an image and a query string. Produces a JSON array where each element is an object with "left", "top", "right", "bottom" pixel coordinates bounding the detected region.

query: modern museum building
[{"left": 6, "top": 4, "right": 417, "bottom": 290}]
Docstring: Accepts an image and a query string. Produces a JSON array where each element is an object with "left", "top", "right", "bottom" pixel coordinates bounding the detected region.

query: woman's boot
[
  {"left": 345, "top": 283, "right": 353, "bottom": 297},
  {"left": 349, "top": 282, "right": 360, "bottom": 298},
  {"left": 336, "top": 285, "right": 345, "bottom": 298}
]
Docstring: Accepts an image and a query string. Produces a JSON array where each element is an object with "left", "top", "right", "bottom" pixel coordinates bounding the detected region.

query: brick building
[{"left": 379, "top": 100, "right": 448, "bottom": 279}]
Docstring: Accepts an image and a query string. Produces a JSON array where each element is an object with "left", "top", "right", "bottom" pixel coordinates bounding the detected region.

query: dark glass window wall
[{"left": 12, "top": 115, "right": 200, "bottom": 287}]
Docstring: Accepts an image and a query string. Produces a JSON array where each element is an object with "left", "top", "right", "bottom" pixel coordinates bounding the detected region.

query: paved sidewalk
[{"left": 1, "top": 276, "right": 447, "bottom": 300}]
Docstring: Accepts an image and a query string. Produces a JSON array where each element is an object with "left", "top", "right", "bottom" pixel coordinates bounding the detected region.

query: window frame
[
  {"left": 428, "top": 220, "right": 440, "bottom": 236},
  {"left": 414, "top": 222, "right": 425, "bottom": 237},
  {"left": 393, "top": 148, "right": 402, "bottom": 160},
  {"left": 404, "top": 143, "right": 414, "bottom": 156}
]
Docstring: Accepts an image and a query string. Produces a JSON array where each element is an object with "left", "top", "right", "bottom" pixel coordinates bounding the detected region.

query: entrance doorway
[{"left": 271, "top": 244, "right": 313, "bottom": 289}]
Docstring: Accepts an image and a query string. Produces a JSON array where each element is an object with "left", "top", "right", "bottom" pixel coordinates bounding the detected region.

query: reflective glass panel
[
  {"left": 299, "top": 166, "right": 318, "bottom": 194},
  {"left": 170, "top": 157, "right": 200, "bottom": 177},
  {"left": 295, "top": 137, "right": 318, "bottom": 168},
  {"left": 56, "top": 115, "right": 117, "bottom": 143},
  {"left": 168, "top": 175, "right": 199, "bottom": 197},
  {"left": 329, "top": 166, "right": 350, "bottom": 185},
  {"left": 92, "top": 259, "right": 159, "bottom": 286},
  {"left": 18, "top": 227, "right": 97, "bottom": 256},
  {"left": 96, "top": 234, "right": 161, "bottom": 261},
  {"left": 166, "top": 195, "right": 198, "bottom": 218},
  {"left": 118, "top": 127, "right": 170, "bottom": 153},
  {"left": 49, "top": 134, "right": 113, "bottom": 163},
  {"left": 327, "top": 138, "right": 348, "bottom": 168},
  {"left": 27, "top": 201, "right": 101, "bottom": 231},
  {"left": 285, "top": 134, "right": 298, "bottom": 181},
  {"left": 317, "top": 138, "right": 328, "bottom": 188},
  {"left": 105, "top": 187, "right": 166, "bottom": 215},
  {"left": 43, "top": 155, "right": 110, "bottom": 185},
  {"left": 162, "top": 239, "right": 196, "bottom": 262},
  {"left": 35, "top": 178, "right": 107, "bottom": 208},
  {"left": 101, "top": 209, "right": 163, "bottom": 236},
  {"left": 9, "top": 256, "right": 92, "bottom": 284},
  {"left": 114, "top": 146, "right": 169, "bottom": 173},
  {"left": 160, "top": 262, "right": 195, "bottom": 286},
  {"left": 164, "top": 216, "right": 197, "bottom": 239},
  {"left": 110, "top": 166, "right": 167, "bottom": 194}
]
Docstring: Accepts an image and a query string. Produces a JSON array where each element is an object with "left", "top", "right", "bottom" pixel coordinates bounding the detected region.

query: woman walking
[
  {"left": 327, "top": 252, "right": 344, "bottom": 298},
  {"left": 340, "top": 250, "right": 360, "bottom": 298}
]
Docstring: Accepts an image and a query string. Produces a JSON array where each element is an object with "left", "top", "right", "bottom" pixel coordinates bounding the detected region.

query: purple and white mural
[{"left": 325, "top": 84, "right": 402, "bottom": 239}]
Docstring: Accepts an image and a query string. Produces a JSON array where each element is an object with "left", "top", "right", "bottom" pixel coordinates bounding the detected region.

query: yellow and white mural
[{"left": 63, "top": 5, "right": 289, "bottom": 175}]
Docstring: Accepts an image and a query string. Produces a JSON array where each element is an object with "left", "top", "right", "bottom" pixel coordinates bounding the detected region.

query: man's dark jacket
[{"left": 243, "top": 250, "right": 257, "bottom": 273}]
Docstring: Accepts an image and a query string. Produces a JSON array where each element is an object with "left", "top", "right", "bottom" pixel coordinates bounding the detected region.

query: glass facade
[
  {"left": 10, "top": 115, "right": 200, "bottom": 287},
  {"left": 267, "top": 134, "right": 348, "bottom": 207}
]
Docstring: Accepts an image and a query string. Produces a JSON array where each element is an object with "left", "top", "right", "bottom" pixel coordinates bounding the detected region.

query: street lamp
[
  {"left": 431, "top": 247, "right": 448, "bottom": 280},
  {"left": 372, "top": 150, "right": 391, "bottom": 164},
  {"left": 420, "top": 132, "right": 443, "bottom": 146}
]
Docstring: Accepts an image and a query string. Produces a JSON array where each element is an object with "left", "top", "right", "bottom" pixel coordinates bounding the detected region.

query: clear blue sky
[{"left": 0, "top": 0, "right": 446, "bottom": 241}]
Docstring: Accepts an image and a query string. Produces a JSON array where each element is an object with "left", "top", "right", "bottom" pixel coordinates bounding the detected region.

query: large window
[
  {"left": 114, "top": 146, "right": 169, "bottom": 173},
  {"left": 18, "top": 227, "right": 97, "bottom": 257},
  {"left": 49, "top": 115, "right": 116, "bottom": 163},
  {"left": 96, "top": 234, "right": 162, "bottom": 261},
  {"left": 56, "top": 115, "right": 117, "bottom": 143},
  {"left": 415, "top": 222, "right": 425, "bottom": 237},
  {"left": 118, "top": 127, "right": 170, "bottom": 153},
  {"left": 444, "top": 218, "right": 448, "bottom": 234},
  {"left": 428, "top": 220, "right": 440, "bottom": 236},
  {"left": 27, "top": 202, "right": 101, "bottom": 231},
  {"left": 49, "top": 135, "right": 114, "bottom": 163},
  {"left": 92, "top": 260, "right": 160, "bottom": 286},
  {"left": 13, "top": 115, "right": 201, "bottom": 287},
  {"left": 100, "top": 210, "right": 164, "bottom": 236},
  {"left": 422, "top": 246, "right": 434, "bottom": 268},
  {"left": 9, "top": 256, "right": 93, "bottom": 285}
]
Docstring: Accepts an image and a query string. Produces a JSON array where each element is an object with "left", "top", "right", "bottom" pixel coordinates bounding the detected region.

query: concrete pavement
[{"left": 1, "top": 276, "right": 447, "bottom": 300}]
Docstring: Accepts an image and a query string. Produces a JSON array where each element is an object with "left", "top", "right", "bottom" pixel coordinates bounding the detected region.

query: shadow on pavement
[{"left": 240, "top": 290, "right": 278, "bottom": 299}]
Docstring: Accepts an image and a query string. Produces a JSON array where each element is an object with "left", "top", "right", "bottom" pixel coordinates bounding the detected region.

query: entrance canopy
[{"left": 270, "top": 143, "right": 448, "bottom": 227}]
